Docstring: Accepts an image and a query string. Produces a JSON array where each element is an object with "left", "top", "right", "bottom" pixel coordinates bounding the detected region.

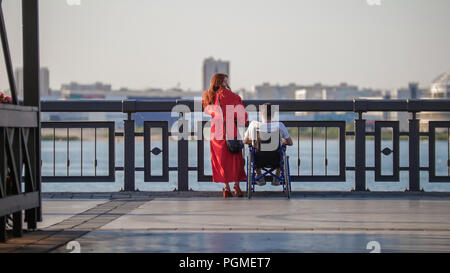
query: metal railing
[
  {"left": 40, "top": 99, "right": 450, "bottom": 192},
  {"left": 1, "top": 0, "right": 41, "bottom": 243},
  {"left": 1, "top": 104, "right": 41, "bottom": 242}
]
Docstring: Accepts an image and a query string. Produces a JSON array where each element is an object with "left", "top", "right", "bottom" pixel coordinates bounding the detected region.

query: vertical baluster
[
  {"left": 447, "top": 128, "right": 449, "bottom": 176},
  {"left": 80, "top": 128, "right": 83, "bottom": 176},
  {"left": 95, "top": 127, "right": 97, "bottom": 176},
  {"left": 297, "top": 127, "right": 300, "bottom": 176},
  {"left": 311, "top": 127, "right": 314, "bottom": 175},
  {"left": 67, "top": 128, "right": 69, "bottom": 176},
  {"left": 53, "top": 128, "right": 55, "bottom": 176},
  {"left": 325, "top": 127, "right": 328, "bottom": 176}
]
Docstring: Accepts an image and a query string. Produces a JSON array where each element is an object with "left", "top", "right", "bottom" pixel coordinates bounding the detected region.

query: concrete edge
[{"left": 42, "top": 191, "right": 450, "bottom": 199}]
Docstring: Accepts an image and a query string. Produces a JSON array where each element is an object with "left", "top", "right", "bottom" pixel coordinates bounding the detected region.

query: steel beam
[
  {"left": 22, "top": 0, "right": 41, "bottom": 226},
  {"left": 0, "top": 192, "right": 40, "bottom": 216},
  {"left": 0, "top": 1, "right": 19, "bottom": 104}
]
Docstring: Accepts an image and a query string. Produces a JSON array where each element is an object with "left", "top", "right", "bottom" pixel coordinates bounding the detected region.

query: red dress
[{"left": 202, "top": 89, "right": 247, "bottom": 183}]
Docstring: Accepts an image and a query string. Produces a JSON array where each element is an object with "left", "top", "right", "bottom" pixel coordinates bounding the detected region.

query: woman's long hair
[{"left": 203, "top": 73, "right": 229, "bottom": 106}]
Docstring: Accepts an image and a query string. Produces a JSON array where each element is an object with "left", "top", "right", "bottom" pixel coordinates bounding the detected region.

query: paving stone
[
  {"left": 7, "top": 195, "right": 450, "bottom": 253},
  {"left": 0, "top": 244, "right": 28, "bottom": 253},
  {"left": 13, "top": 245, "right": 55, "bottom": 253}
]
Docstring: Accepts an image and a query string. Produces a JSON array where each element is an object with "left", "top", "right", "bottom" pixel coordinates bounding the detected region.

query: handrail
[{"left": 40, "top": 99, "right": 450, "bottom": 113}]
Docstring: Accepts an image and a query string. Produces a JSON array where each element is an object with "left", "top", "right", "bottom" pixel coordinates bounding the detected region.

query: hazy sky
[{"left": 1, "top": 0, "right": 449, "bottom": 91}]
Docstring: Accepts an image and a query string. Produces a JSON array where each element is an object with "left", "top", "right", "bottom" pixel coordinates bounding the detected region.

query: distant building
[
  {"left": 421, "top": 73, "right": 450, "bottom": 128},
  {"left": 252, "top": 83, "right": 304, "bottom": 100},
  {"left": 394, "top": 83, "right": 423, "bottom": 100},
  {"left": 295, "top": 88, "right": 324, "bottom": 100},
  {"left": 203, "top": 57, "right": 230, "bottom": 91},
  {"left": 61, "top": 81, "right": 112, "bottom": 92},
  {"left": 15, "top": 67, "right": 50, "bottom": 97},
  {"left": 255, "top": 82, "right": 381, "bottom": 100},
  {"left": 430, "top": 72, "right": 450, "bottom": 99},
  {"left": 394, "top": 83, "right": 428, "bottom": 131}
]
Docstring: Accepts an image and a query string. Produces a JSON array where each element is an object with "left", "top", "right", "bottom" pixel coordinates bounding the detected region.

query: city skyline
[{"left": 0, "top": 0, "right": 449, "bottom": 92}]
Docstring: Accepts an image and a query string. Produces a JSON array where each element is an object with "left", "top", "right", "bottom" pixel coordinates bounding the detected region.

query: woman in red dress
[{"left": 202, "top": 73, "right": 247, "bottom": 198}]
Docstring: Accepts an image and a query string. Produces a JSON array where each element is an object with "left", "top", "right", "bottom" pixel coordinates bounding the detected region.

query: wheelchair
[{"left": 246, "top": 129, "right": 292, "bottom": 199}]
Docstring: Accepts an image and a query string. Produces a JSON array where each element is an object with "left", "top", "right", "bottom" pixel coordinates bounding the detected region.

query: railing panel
[
  {"left": 375, "top": 121, "right": 400, "bottom": 181},
  {"left": 197, "top": 121, "right": 213, "bottom": 182},
  {"left": 429, "top": 121, "right": 450, "bottom": 182},
  {"left": 41, "top": 122, "right": 115, "bottom": 182},
  {"left": 197, "top": 120, "right": 347, "bottom": 183},
  {"left": 144, "top": 121, "right": 169, "bottom": 182},
  {"left": 284, "top": 121, "right": 346, "bottom": 182}
]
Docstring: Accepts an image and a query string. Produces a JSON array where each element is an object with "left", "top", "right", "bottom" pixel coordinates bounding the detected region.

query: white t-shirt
[{"left": 244, "top": 121, "right": 290, "bottom": 141}]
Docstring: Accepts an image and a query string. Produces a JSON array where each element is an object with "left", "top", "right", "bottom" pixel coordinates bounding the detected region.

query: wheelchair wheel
[
  {"left": 283, "top": 153, "right": 291, "bottom": 199},
  {"left": 287, "top": 155, "right": 292, "bottom": 199},
  {"left": 246, "top": 154, "right": 253, "bottom": 199}
]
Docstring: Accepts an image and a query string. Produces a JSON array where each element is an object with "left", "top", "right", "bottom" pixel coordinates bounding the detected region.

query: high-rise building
[
  {"left": 14, "top": 67, "right": 50, "bottom": 97},
  {"left": 202, "top": 57, "right": 230, "bottom": 91}
]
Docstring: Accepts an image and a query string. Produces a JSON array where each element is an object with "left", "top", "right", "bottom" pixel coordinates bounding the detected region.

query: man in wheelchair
[{"left": 243, "top": 103, "right": 293, "bottom": 186}]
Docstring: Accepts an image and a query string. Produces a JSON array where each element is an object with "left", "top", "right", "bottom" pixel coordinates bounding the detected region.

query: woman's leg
[
  {"left": 222, "top": 182, "right": 233, "bottom": 198},
  {"left": 233, "top": 182, "right": 243, "bottom": 197}
]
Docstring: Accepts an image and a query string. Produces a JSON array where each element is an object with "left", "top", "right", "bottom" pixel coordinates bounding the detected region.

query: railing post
[
  {"left": 177, "top": 112, "right": 189, "bottom": 191},
  {"left": 408, "top": 112, "right": 421, "bottom": 191},
  {"left": 355, "top": 114, "right": 366, "bottom": 191},
  {"left": 12, "top": 128, "right": 23, "bottom": 237},
  {"left": 0, "top": 216, "right": 5, "bottom": 242},
  {"left": 354, "top": 100, "right": 367, "bottom": 191},
  {"left": 22, "top": 0, "right": 41, "bottom": 227},
  {"left": 123, "top": 101, "right": 136, "bottom": 192}
]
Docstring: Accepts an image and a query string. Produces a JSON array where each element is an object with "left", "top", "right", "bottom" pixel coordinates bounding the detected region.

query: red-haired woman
[{"left": 202, "top": 73, "right": 247, "bottom": 198}]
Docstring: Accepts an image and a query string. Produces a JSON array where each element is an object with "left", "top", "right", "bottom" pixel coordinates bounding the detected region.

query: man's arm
[
  {"left": 282, "top": 137, "right": 293, "bottom": 146},
  {"left": 280, "top": 123, "right": 293, "bottom": 146},
  {"left": 243, "top": 121, "right": 255, "bottom": 145}
]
